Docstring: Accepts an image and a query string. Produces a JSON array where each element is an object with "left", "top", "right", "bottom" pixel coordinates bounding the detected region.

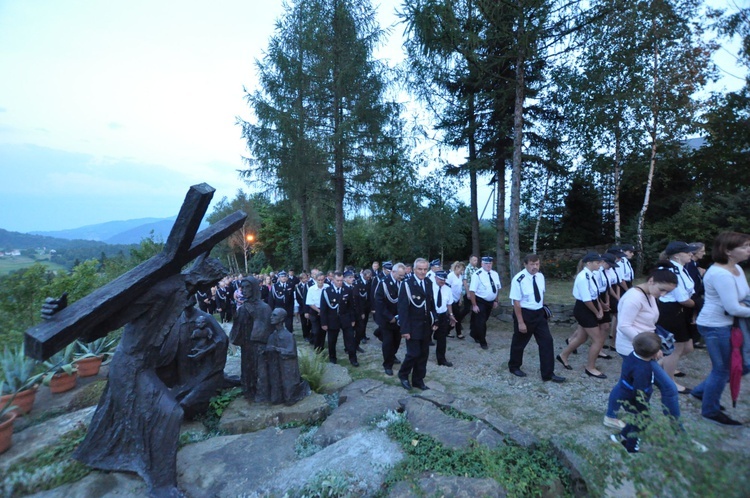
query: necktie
[
  {"left": 437, "top": 287, "right": 442, "bottom": 308},
  {"left": 533, "top": 275, "right": 541, "bottom": 303},
  {"left": 489, "top": 273, "right": 496, "bottom": 293}
]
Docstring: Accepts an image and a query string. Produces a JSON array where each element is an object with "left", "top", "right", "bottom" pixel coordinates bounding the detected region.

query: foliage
[
  {"left": 75, "top": 336, "right": 118, "bottom": 362},
  {"left": 208, "top": 387, "right": 243, "bottom": 419},
  {"left": 575, "top": 407, "right": 750, "bottom": 497},
  {"left": 0, "top": 381, "right": 18, "bottom": 419},
  {"left": 288, "top": 469, "right": 360, "bottom": 498},
  {"left": 1, "top": 343, "right": 42, "bottom": 394},
  {"left": 382, "top": 417, "right": 572, "bottom": 498},
  {"left": 0, "top": 423, "right": 90, "bottom": 496},
  {"left": 294, "top": 425, "right": 324, "bottom": 459},
  {"left": 66, "top": 379, "right": 107, "bottom": 412},
  {"left": 298, "top": 348, "right": 330, "bottom": 393},
  {"left": 42, "top": 343, "right": 78, "bottom": 380}
]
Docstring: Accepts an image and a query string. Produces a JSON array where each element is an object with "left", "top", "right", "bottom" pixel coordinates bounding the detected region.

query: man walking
[
  {"left": 375, "top": 262, "right": 405, "bottom": 375},
  {"left": 468, "top": 256, "right": 501, "bottom": 349},
  {"left": 507, "top": 254, "right": 565, "bottom": 383},
  {"left": 398, "top": 258, "right": 437, "bottom": 390},
  {"left": 320, "top": 271, "right": 358, "bottom": 366}
]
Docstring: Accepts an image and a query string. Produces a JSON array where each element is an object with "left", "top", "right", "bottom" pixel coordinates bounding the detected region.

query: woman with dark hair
[
  {"left": 656, "top": 242, "right": 698, "bottom": 394},
  {"left": 603, "top": 268, "right": 678, "bottom": 429},
  {"left": 557, "top": 252, "right": 608, "bottom": 378},
  {"left": 691, "top": 232, "right": 750, "bottom": 426}
]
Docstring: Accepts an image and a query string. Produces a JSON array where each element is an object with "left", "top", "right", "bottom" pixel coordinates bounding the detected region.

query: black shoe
[
  {"left": 598, "top": 353, "right": 613, "bottom": 360},
  {"left": 674, "top": 371, "right": 686, "bottom": 378},
  {"left": 510, "top": 369, "right": 527, "bottom": 377},
  {"left": 393, "top": 357, "right": 402, "bottom": 364},
  {"left": 363, "top": 336, "right": 370, "bottom": 343},
  {"left": 543, "top": 375, "right": 566, "bottom": 383},
  {"left": 678, "top": 387, "right": 692, "bottom": 395},
  {"left": 480, "top": 343, "right": 489, "bottom": 350},
  {"left": 356, "top": 346, "right": 365, "bottom": 353},
  {"left": 703, "top": 412, "right": 743, "bottom": 426},
  {"left": 413, "top": 383, "right": 430, "bottom": 391},
  {"left": 350, "top": 358, "right": 359, "bottom": 367},
  {"left": 585, "top": 369, "right": 607, "bottom": 379},
  {"left": 556, "top": 355, "right": 573, "bottom": 370},
  {"left": 429, "top": 341, "right": 436, "bottom": 346},
  {"left": 329, "top": 357, "right": 337, "bottom": 364},
  {"left": 384, "top": 368, "right": 394, "bottom": 376},
  {"left": 399, "top": 378, "right": 412, "bottom": 390},
  {"left": 438, "top": 360, "right": 454, "bottom": 367},
  {"left": 456, "top": 334, "right": 465, "bottom": 340},
  {"left": 691, "top": 392, "right": 726, "bottom": 411},
  {"left": 694, "top": 341, "right": 706, "bottom": 349}
]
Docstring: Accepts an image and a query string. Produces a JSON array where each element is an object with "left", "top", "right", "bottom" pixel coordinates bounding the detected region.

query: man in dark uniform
[
  {"left": 267, "top": 270, "right": 295, "bottom": 332},
  {"left": 375, "top": 262, "right": 405, "bottom": 375},
  {"left": 507, "top": 254, "right": 565, "bottom": 383},
  {"left": 295, "top": 272, "right": 312, "bottom": 342},
  {"left": 319, "top": 271, "right": 358, "bottom": 366},
  {"left": 354, "top": 269, "right": 373, "bottom": 346},
  {"left": 371, "top": 261, "right": 392, "bottom": 341},
  {"left": 398, "top": 258, "right": 437, "bottom": 390}
]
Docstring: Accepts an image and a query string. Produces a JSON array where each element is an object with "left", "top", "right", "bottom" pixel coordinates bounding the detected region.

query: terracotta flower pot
[
  {"left": 0, "top": 411, "right": 16, "bottom": 454},
  {"left": 0, "top": 385, "right": 38, "bottom": 416},
  {"left": 75, "top": 356, "right": 104, "bottom": 378},
  {"left": 49, "top": 371, "right": 78, "bottom": 394}
]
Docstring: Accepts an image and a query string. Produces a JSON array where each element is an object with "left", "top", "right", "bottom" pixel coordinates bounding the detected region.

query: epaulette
[
  {"left": 476, "top": 270, "right": 483, "bottom": 275},
  {"left": 516, "top": 274, "right": 526, "bottom": 283}
]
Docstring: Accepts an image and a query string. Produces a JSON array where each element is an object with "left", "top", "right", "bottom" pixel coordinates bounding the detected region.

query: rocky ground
[{"left": 2, "top": 315, "right": 749, "bottom": 497}]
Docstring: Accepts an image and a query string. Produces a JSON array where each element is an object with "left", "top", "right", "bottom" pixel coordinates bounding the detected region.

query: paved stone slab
[
  {"left": 313, "top": 378, "right": 405, "bottom": 447},
  {"left": 218, "top": 392, "right": 329, "bottom": 434},
  {"left": 260, "top": 429, "right": 404, "bottom": 496},
  {"left": 388, "top": 475, "right": 507, "bottom": 498},
  {"left": 29, "top": 471, "right": 147, "bottom": 498},
  {"left": 400, "top": 397, "right": 505, "bottom": 450},
  {"left": 319, "top": 362, "right": 352, "bottom": 394},
  {"left": 176, "top": 427, "right": 302, "bottom": 497}
]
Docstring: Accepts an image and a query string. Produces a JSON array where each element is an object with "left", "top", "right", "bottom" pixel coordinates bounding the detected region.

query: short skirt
[{"left": 574, "top": 300, "right": 600, "bottom": 328}]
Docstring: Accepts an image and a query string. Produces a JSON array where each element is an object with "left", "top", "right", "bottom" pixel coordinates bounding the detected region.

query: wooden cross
[{"left": 24, "top": 183, "right": 247, "bottom": 361}]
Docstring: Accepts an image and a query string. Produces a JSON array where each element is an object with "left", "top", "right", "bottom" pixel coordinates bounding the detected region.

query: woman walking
[{"left": 691, "top": 232, "right": 750, "bottom": 426}]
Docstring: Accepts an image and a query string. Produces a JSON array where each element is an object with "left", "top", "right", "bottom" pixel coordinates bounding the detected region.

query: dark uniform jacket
[
  {"left": 398, "top": 277, "right": 436, "bottom": 340},
  {"left": 320, "top": 285, "right": 354, "bottom": 330},
  {"left": 295, "top": 281, "right": 309, "bottom": 314},
  {"left": 353, "top": 277, "right": 371, "bottom": 318},
  {"left": 375, "top": 275, "right": 400, "bottom": 326},
  {"left": 267, "top": 282, "right": 294, "bottom": 312}
]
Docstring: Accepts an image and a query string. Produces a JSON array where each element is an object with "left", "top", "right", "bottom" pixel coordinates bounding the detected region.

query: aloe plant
[
  {"left": 1, "top": 344, "right": 42, "bottom": 395},
  {"left": 0, "top": 382, "right": 18, "bottom": 420},
  {"left": 75, "top": 336, "right": 118, "bottom": 362},
  {"left": 42, "top": 343, "right": 78, "bottom": 383}
]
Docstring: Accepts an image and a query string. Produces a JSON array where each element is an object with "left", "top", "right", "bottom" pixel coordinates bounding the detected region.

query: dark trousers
[
  {"left": 470, "top": 297, "right": 493, "bottom": 345},
  {"left": 435, "top": 313, "right": 450, "bottom": 363},
  {"left": 300, "top": 313, "right": 312, "bottom": 340},
  {"left": 355, "top": 308, "right": 369, "bottom": 345},
  {"left": 508, "top": 308, "right": 555, "bottom": 379},
  {"left": 284, "top": 312, "right": 294, "bottom": 333},
  {"left": 327, "top": 324, "right": 356, "bottom": 361},
  {"left": 310, "top": 314, "right": 325, "bottom": 351},
  {"left": 399, "top": 328, "right": 431, "bottom": 386},
  {"left": 381, "top": 322, "right": 401, "bottom": 368},
  {"left": 455, "top": 296, "right": 471, "bottom": 335}
]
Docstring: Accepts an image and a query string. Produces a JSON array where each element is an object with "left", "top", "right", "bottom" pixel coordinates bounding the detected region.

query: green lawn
[{"left": 0, "top": 256, "right": 66, "bottom": 276}]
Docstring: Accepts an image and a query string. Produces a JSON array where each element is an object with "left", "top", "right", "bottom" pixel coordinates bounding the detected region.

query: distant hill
[
  {"left": 0, "top": 229, "right": 109, "bottom": 251},
  {"left": 25, "top": 216, "right": 209, "bottom": 245}
]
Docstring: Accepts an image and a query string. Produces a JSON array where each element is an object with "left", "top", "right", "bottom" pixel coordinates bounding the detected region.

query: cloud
[
  {"left": 107, "top": 122, "right": 124, "bottom": 130},
  {"left": 0, "top": 107, "right": 7, "bottom": 113}
]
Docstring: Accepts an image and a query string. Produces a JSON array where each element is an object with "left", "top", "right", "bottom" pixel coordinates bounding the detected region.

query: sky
[{"left": 0, "top": 0, "right": 746, "bottom": 234}]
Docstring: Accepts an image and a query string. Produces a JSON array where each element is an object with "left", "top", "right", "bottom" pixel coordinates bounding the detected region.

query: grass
[{"left": 0, "top": 256, "right": 66, "bottom": 276}]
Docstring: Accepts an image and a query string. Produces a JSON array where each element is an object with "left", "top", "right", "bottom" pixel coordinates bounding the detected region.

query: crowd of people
[{"left": 194, "top": 232, "right": 750, "bottom": 453}]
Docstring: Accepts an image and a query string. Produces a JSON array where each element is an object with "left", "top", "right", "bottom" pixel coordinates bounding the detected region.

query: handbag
[{"left": 654, "top": 324, "right": 675, "bottom": 356}]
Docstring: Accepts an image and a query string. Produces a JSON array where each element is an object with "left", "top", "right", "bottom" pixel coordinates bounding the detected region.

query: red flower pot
[
  {"left": 49, "top": 371, "right": 78, "bottom": 394},
  {"left": 0, "top": 385, "right": 38, "bottom": 416},
  {"left": 75, "top": 356, "right": 104, "bottom": 377},
  {"left": 0, "top": 411, "right": 16, "bottom": 454}
]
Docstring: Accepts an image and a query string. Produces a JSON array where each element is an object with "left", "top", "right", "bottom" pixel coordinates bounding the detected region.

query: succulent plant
[{"left": 1, "top": 344, "right": 42, "bottom": 395}]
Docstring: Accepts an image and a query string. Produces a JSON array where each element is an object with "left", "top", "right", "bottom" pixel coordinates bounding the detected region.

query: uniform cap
[
  {"left": 430, "top": 259, "right": 441, "bottom": 267},
  {"left": 581, "top": 252, "right": 603, "bottom": 263},
  {"left": 665, "top": 241, "right": 691, "bottom": 256},
  {"left": 343, "top": 270, "right": 354, "bottom": 277},
  {"left": 382, "top": 261, "right": 393, "bottom": 270},
  {"left": 277, "top": 270, "right": 288, "bottom": 277},
  {"left": 481, "top": 256, "right": 494, "bottom": 263},
  {"left": 601, "top": 253, "right": 620, "bottom": 267},
  {"left": 606, "top": 247, "right": 627, "bottom": 258},
  {"left": 434, "top": 270, "right": 448, "bottom": 281}
]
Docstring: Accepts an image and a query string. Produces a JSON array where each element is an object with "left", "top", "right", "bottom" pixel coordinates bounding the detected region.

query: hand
[
  {"left": 304, "top": 313, "right": 309, "bottom": 319},
  {"left": 432, "top": 325, "right": 438, "bottom": 331},
  {"left": 518, "top": 323, "right": 528, "bottom": 334},
  {"left": 41, "top": 292, "right": 68, "bottom": 320},
  {"left": 449, "top": 316, "right": 457, "bottom": 325},
  {"left": 322, "top": 325, "right": 328, "bottom": 331},
  {"left": 492, "top": 301, "right": 498, "bottom": 309},
  {"left": 402, "top": 333, "right": 410, "bottom": 340},
  {"left": 596, "top": 311, "right": 603, "bottom": 319},
  {"left": 472, "top": 304, "right": 480, "bottom": 313},
  {"left": 390, "top": 318, "right": 396, "bottom": 323},
  {"left": 602, "top": 303, "right": 610, "bottom": 311}
]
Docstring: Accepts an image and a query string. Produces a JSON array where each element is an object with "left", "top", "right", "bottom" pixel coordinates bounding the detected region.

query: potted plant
[
  {"left": 1, "top": 344, "right": 42, "bottom": 415},
  {"left": 43, "top": 343, "right": 78, "bottom": 394},
  {"left": 74, "top": 336, "right": 117, "bottom": 377},
  {"left": 0, "top": 381, "right": 18, "bottom": 454}
]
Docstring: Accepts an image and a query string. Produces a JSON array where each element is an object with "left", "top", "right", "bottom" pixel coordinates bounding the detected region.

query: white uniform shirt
[
  {"left": 509, "top": 269, "right": 545, "bottom": 310},
  {"left": 305, "top": 283, "right": 329, "bottom": 309},
  {"left": 621, "top": 258, "right": 635, "bottom": 281},
  {"left": 470, "top": 268, "right": 501, "bottom": 301},
  {"left": 432, "top": 282, "right": 454, "bottom": 314},
  {"left": 604, "top": 267, "right": 620, "bottom": 289},
  {"left": 572, "top": 267, "right": 599, "bottom": 302},
  {"left": 659, "top": 261, "right": 695, "bottom": 303},
  {"left": 446, "top": 271, "right": 464, "bottom": 302},
  {"left": 592, "top": 268, "right": 608, "bottom": 294}
]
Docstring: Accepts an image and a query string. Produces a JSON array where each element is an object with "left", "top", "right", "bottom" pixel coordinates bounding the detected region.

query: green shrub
[{"left": 298, "top": 348, "right": 330, "bottom": 393}]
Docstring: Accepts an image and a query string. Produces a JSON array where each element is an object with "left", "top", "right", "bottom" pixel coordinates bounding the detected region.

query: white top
[
  {"left": 509, "top": 269, "right": 545, "bottom": 310},
  {"left": 604, "top": 267, "right": 620, "bottom": 288},
  {"left": 446, "top": 271, "right": 464, "bottom": 302},
  {"left": 616, "top": 287, "right": 660, "bottom": 356},
  {"left": 305, "top": 283, "right": 329, "bottom": 308},
  {"left": 470, "top": 268, "right": 502, "bottom": 301},
  {"left": 572, "top": 267, "right": 599, "bottom": 302},
  {"left": 592, "top": 268, "right": 608, "bottom": 294},
  {"left": 696, "top": 264, "right": 750, "bottom": 327},
  {"left": 659, "top": 261, "right": 694, "bottom": 303},
  {"left": 621, "top": 258, "right": 635, "bottom": 281},
  {"left": 432, "top": 283, "right": 454, "bottom": 314}
]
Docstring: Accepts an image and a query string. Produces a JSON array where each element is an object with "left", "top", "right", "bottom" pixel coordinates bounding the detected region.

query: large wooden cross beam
[{"left": 24, "top": 183, "right": 247, "bottom": 361}]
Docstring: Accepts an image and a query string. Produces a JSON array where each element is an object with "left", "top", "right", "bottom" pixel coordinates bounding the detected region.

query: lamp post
[{"left": 243, "top": 232, "right": 254, "bottom": 274}]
